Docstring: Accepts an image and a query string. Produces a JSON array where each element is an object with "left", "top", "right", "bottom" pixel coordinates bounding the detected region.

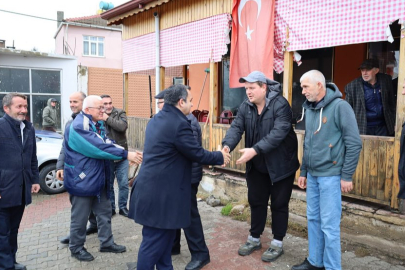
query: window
[
  {"left": 0, "top": 67, "right": 62, "bottom": 130},
  {"left": 83, "top": 36, "right": 104, "bottom": 57},
  {"left": 221, "top": 58, "right": 246, "bottom": 115}
]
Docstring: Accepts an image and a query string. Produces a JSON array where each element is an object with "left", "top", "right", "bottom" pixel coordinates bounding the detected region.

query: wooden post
[
  {"left": 282, "top": 26, "right": 293, "bottom": 105},
  {"left": 283, "top": 51, "right": 293, "bottom": 105},
  {"left": 159, "top": 67, "right": 165, "bottom": 91},
  {"left": 209, "top": 61, "right": 218, "bottom": 151},
  {"left": 392, "top": 26, "right": 405, "bottom": 209},
  {"left": 182, "top": 65, "right": 188, "bottom": 85},
  {"left": 124, "top": 73, "right": 129, "bottom": 112}
]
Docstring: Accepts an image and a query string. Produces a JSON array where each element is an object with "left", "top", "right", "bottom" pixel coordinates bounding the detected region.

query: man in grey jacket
[
  {"left": 42, "top": 98, "right": 58, "bottom": 131},
  {"left": 101, "top": 95, "right": 130, "bottom": 217},
  {"left": 292, "top": 70, "right": 362, "bottom": 270}
]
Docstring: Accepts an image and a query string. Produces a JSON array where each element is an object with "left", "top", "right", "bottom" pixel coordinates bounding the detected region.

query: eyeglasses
[
  {"left": 88, "top": 107, "right": 105, "bottom": 111},
  {"left": 157, "top": 101, "right": 164, "bottom": 104}
]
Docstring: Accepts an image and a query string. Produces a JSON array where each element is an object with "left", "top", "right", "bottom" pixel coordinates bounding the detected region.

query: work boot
[
  {"left": 238, "top": 237, "right": 261, "bottom": 256},
  {"left": 261, "top": 243, "right": 284, "bottom": 262}
]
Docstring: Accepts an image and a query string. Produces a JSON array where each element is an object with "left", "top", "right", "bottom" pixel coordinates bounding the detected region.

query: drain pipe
[{"left": 154, "top": 12, "right": 160, "bottom": 113}]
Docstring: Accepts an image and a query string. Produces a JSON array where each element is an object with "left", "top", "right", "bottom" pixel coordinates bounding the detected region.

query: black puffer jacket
[
  {"left": 187, "top": 113, "right": 203, "bottom": 184},
  {"left": 222, "top": 80, "right": 299, "bottom": 183}
]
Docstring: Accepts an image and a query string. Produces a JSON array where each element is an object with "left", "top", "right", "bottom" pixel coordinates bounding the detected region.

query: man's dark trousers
[
  {"left": 173, "top": 182, "right": 209, "bottom": 260},
  {"left": 0, "top": 204, "right": 25, "bottom": 269},
  {"left": 247, "top": 168, "right": 295, "bottom": 240},
  {"left": 137, "top": 226, "right": 176, "bottom": 270}
]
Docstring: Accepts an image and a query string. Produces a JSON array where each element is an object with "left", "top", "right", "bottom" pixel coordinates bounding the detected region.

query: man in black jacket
[
  {"left": 222, "top": 71, "right": 299, "bottom": 263},
  {"left": 155, "top": 88, "right": 210, "bottom": 270},
  {"left": 100, "top": 95, "right": 131, "bottom": 217}
]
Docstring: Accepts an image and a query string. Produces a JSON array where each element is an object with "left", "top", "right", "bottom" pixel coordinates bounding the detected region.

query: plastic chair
[
  {"left": 192, "top": 110, "right": 201, "bottom": 120},
  {"left": 199, "top": 110, "right": 209, "bottom": 123},
  {"left": 218, "top": 110, "right": 234, "bottom": 124}
]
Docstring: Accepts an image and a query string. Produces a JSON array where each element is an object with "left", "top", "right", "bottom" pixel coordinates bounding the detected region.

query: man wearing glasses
[{"left": 63, "top": 95, "right": 142, "bottom": 261}]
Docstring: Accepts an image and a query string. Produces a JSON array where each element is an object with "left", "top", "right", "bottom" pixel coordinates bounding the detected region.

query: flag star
[{"left": 245, "top": 25, "right": 254, "bottom": 40}]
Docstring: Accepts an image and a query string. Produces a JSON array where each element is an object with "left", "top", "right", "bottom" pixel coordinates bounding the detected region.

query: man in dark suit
[
  {"left": 0, "top": 93, "right": 40, "bottom": 270},
  {"left": 345, "top": 58, "right": 397, "bottom": 136},
  {"left": 155, "top": 89, "right": 211, "bottom": 270},
  {"left": 128, "top": 84, "right": 230, "bottom": 270}
]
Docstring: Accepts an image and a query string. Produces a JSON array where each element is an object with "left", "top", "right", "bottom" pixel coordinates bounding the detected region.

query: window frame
[
  {"left": 0, "top": 66, "right": 62, "bottom": 130},
  {"left": 83, "top": 35, "right": 105, "bottom": 57}
]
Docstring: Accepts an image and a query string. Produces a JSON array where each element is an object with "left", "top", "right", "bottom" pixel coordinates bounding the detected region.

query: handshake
[
  {"left": 220, "top": 145, "right": 258, "bottom": 167},
  {"left": 127, "top": 151, "right": 143, "bottom": 166}
]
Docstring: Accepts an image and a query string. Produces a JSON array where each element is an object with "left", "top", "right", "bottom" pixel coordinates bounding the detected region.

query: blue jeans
[
  {"left": 109, "top": 159, "right": 129, "bottom": 210},
  {"left": 306, "top": 173, "right": 342, "bottom": 270}
]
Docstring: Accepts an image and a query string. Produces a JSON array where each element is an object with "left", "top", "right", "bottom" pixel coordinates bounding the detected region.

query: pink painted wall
[{"left": 55, "top": 25, "right": 122, "bottom": 69}]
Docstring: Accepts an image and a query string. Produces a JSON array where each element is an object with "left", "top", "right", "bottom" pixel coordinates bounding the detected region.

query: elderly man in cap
[
  {"left": 221, "top": 71, "right": 299, "bottom": 262},
  {"left": 345, "top": 58, "right": 397, "bottom": 136}
]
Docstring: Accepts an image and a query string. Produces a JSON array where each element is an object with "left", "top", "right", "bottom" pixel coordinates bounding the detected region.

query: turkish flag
[{"left": 229, "top": 0, "right": 275, "bottom": 88}]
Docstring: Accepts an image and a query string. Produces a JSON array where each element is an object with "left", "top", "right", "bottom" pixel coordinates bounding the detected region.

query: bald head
[{"left": 69, "top": 91, "right": 86, "bottom": 114}]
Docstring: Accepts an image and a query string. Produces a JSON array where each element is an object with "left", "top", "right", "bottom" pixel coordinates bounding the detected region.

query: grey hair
[
  {"left": 83, "top": 95, "right": 102, "bottom": 110},
  {"left": 2, "top": 93, "right": 27, "bottom": 108},
  {"left": 163, "top": 84, "right": 189, "bottom": 106},
  {"left": 300, "top": 70, "right": 326, "bottom": 89}
]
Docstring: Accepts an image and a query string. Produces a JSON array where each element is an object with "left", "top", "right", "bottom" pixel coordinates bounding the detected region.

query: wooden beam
[
  {"left": 159, "top": 66, "right": 165, "bottom": 90},
  {"left": 182, "top": 65, "right": 188, "bottom": 85},
  {"left": 283, "top": 51, "right": 293, "bottom": 105},
  {"left": 124, "top": 73, "right": 129, "bottom": 112},
  {"left": 392, "top": 26, "right": 405, "bottom": 209},
  {"left": 209, "top": 61, "right": 218, "bottom": 151}
]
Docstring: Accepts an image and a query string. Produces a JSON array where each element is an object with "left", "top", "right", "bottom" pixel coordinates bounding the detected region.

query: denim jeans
[
  {"left": 109, "top": 159, "right": 129, "bottom": 210},
  {"left": 306, "top": 173, "right": 342, "bottom": 270}
]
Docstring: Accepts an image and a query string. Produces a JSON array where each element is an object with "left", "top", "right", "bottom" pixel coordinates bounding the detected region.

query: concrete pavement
[{"left": 16, "top": 189, "right": 405, "bottom": 270}]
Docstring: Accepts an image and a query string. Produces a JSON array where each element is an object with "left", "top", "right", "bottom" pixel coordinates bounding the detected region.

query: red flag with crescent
[{"left": 229, "top": 0, "right": 275, "bottom": 88}]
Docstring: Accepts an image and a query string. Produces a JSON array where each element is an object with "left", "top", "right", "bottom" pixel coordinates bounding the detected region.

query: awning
[
  {"left": 273, "top": 0, "right": 405, "bottom": 73},
  {"left": 123, "top": 13, "right": 231, "bottom": 73}
]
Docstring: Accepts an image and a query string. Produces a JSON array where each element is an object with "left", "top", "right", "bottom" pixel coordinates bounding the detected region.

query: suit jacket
[
  {"left": 128, "top": 104, "right": 223, "bottom": 229},
  {"left": 0, "top": 114, "right": 39, "bottom": 208},
  {"left": 345, "top": 73, "right": 396, "bottom": 135}
]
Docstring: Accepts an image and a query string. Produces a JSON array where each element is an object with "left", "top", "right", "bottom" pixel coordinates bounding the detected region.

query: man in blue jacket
[
  {"left": 292, "top": 70, "right": 362, "bottom": 270},
  {"left": 222, "top": 71, "right": 299, "bottom": 263},
  {"left": 64, "top": 95, "right": 142, "bottom": 262},
  {"left": 0, "top": 93, "right": 40, "bottom": 270},
  {"left": 155, "top": 88, "right": 211, "bottom": 270},
  {"left": 128, "top": 84, "right": 230, "bottom": 270}
]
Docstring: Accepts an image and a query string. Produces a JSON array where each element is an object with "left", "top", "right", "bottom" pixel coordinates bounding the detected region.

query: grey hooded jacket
[
  {"left": 42, "top": 98, "right": 57, "bottom": 128},
  {"left": 300, "top": 83, "right": 362, "bottom": 181}
]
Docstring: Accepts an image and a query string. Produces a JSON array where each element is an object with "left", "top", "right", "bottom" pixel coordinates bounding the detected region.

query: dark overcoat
[
  {"left": 128, "top": 104, "right": 223, "bottom": 229},
  {"left": 0, "top": 114, "right": 39, "bottom": 208}
]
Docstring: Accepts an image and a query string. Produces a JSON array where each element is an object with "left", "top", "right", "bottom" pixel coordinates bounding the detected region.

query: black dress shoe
[
  {"left": 112, "top": 209, "right": 116, "bottom": 216},
  {"left": 291, "top": 258, "right": 325, "bottom": 270},
  {"left": 119, "top": 208, "right": 129, "bottom": 217},
  {"left": 14, "top": 263, "right": 27, "bottom": 270},
  {"left": 86, "top": 226, "right": 98, "bottom": 235},
  {"left": 71, "top": 248, "right": 94, "bottom": 261},
  {"left": 100, "top": 243, "right": 127, "bottom": 253},
  {"left": 185, "top": 258, "right": 210, "bottom": 270},
  {"left": 60, "top": 234, "right": 70, "bottom": 244}
]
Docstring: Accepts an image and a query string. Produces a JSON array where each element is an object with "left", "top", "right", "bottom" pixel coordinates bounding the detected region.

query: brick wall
[{"left": 88, "top": 67, "right": 124, "bottom": 108}]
